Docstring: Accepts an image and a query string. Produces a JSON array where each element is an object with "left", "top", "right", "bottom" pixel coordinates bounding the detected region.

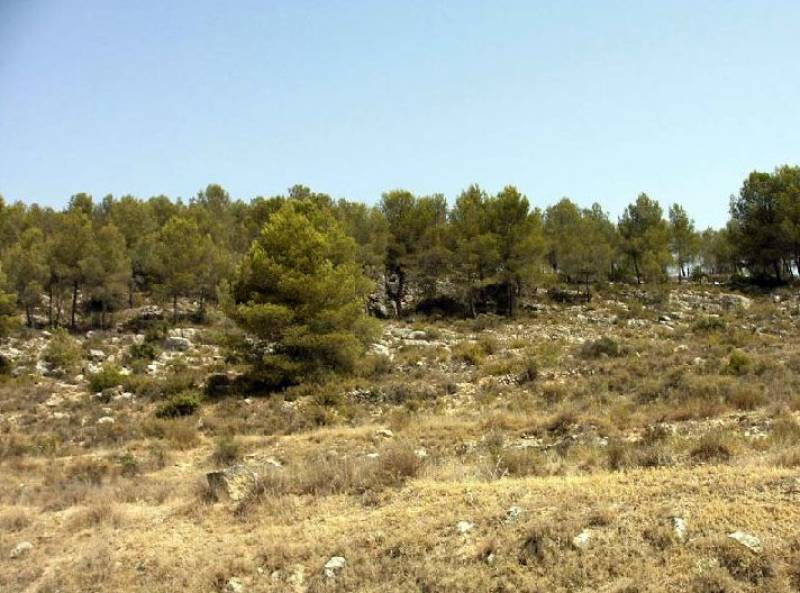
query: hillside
[{"left": 2, "top": 285, "right": 800, "bottom": 592}]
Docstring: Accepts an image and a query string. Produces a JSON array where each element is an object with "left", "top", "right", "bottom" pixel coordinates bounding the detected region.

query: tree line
[{"left": 0, "top": 166, "right": 795, "bottom": 330}]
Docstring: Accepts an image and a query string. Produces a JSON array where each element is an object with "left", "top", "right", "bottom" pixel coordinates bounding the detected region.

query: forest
[{"left": 0, "top": 165, "right": 797, "bottom": 335}]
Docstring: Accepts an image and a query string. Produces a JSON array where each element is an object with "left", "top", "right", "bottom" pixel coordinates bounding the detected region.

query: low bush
[
  {"left": 88, "top": 364, "right": 124, "bottom": 393},
  {"left": 42, "top": 330, "right": 82, "bottom": 373},
  {"left": 690, "top": 430, "right": 735, "bottom": 463},
  {"left": 212, "top": 435, "right": 241, "bottom": 465},
  {"left": 726, "top": 350, "right": 752, "bottom": 376},
  {"left": 580, "top": 337, "right": 621, "bottom": 359},
  {"left": 155, "top": 392, "right": 201, "bottom": 418}
]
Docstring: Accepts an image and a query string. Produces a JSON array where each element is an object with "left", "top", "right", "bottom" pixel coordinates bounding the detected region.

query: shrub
[
  {"left": 580, "top": 337, "right": 621, "bottom": 359},
  {"left": 42, "top": 330, "right": 82, "bottom": 373},
  {"left": 516, "top": 355, "right": 539, "bottom": 384},
  {"left": 690, "top": 430, "right": 735, "bottom": 463},
  {"left": 693, "top": 316, "right": 727, "bottom": 332},
  {"left": 155, "top": 392, "right": 201, "bottom": 418},
  {"left": 212, "top": 435, "right": 241, "bottom": 465},
  {"left": 726, "top": 350, "right": 752, "bottom": 376},
  {"left": 725, "top": 385, "right": 765, "bottom": 410},
  {"left": 453, "top": 341, "right": 486, "bottom": 366},
  {"left": 88, "top": 364, "right": 124, "bottom": 393},
  {"left": 127, "top": 342, "right": 158, "bottom": 361},
  {"left": 118, "top": 451, "right": 139, "bottom": 477}
]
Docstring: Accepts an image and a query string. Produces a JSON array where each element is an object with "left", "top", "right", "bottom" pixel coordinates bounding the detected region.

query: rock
[
  {"left": 324, "top": 556, "right": 346, "bottom": 579},
  {"left": 164, "top": 336, "right": 191, "bottom": 351},
  {"left": 88, "top": 349, "right": 106, "bottom": 362},
  {"left": 572, "top": 528, "right": 592, "bottom": 549},
  {"left": 456, "top": 520, "right": 474, "bottom": 535},
  {"left": 369, "top": 343, "right": 393, "bottom": 359},
  {"left": 414, "top": 448, "right": 428, "bottom": 459},
  {"left": 505, "top": 506, "right": 522, "bottom": 523},
  {"left": 96, "top": 416, "right": 115, "bottom": 425},
  {"left": 672, "top": 517, "right": 687, "bottom": 541},
  {"left": 10, "top": 541, "right": 33, "bottom": 559},
  {"left": 408, "top": 330, "right": 427, "bottom": 340},
  {"left": 206, "top": 465, "right": 259, "bottom": 502},
  {"left": 728, "top": 531, "right": 762, "bottom": 553},
  {"left": 374, "top": 428, "right": 394, "bottom": 439},
  {"left": 225, "top": 577, "right": 245, "bottom": 593},
  {"left": 720, "top": 293, "right": 752, "bottom": 310}
]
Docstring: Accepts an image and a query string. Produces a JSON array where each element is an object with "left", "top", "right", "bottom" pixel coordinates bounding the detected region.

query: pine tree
[{"left": 227, "top": 200, "right": 376, "bottom": 388}]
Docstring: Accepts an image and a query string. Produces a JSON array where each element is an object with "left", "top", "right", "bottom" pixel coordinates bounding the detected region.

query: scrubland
[{"left": 2, "top": 285, "right": 800, "bottom": 592}]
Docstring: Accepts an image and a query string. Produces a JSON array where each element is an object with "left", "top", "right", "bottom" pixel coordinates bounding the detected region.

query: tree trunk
[
  {"left": 173, "top": 295, "right": 178, "bottom": 325},
  {"left": 48, "top": 287, "right": 53, "bottom": 327},
  {"left": 70, "top": 281, "right": 79, "bottom": 329},
  {"left": 633, "top": 257, "right": 641, "bottom": 285},
  {"left": 25, "top": 305, "right": 33, "bottom": 328}
]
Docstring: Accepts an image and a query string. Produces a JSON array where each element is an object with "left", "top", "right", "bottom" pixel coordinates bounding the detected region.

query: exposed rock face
[{"left": 206, "top": 465, "right": 259, "bottom": 502}]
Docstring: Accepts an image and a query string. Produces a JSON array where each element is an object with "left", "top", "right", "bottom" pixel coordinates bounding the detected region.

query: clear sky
[{"left": 1, "top": 1, "right": 799, "bottom": 228}]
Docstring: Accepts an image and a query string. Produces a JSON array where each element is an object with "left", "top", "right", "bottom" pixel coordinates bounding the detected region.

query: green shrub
[
  {"left": 726, "top": 350, "right": 752, "bottom": 376},
  {"left": 155, "top": 392, "right": 201, "bottom": 418},
  {"left": 127, "top": 342, "right": 158, "bottom": 361},
  {"left": 42, "top": 330, "right": 82, "bottom": 373},
  {"left": 580, "top": 337, "right": 621, "bottom": 359},
  {"left": 88, "top": 364, "right": 124, "bottom": 393},
  {"left": 692, "top": 316, "right": 727, "bottom": 332}
]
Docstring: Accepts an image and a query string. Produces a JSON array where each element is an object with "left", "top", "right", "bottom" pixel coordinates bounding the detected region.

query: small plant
[
  {"left": 693, "top": 316, "right": 727, "bottom": 332},
  {"left": 690, "top": 430, "right": 735, "bottom": 463},
  {"left": 127, "top": 342, "right": 158, "bottom": 361},
  {"left": 212, "top": 434, "right": 241, "bottom": 465},
  {"left": 42, "top": 330, "right": 82, "bottom": 373},
  {"left": 516, "top": 355, "right": 539, "bottom": 384},
  {"left": 88, "top": 364, "right": 124, "bottom": 393},
  {"left": 580, "top": 336, "right": 621, "bottom": 359},
  {"left": 118, "top": 451, "right": 139, "bottom": 477},
  {"left": 155, "top": 392, "right": 201, "bottom": 418},
  {"left": 726, "top": 350, "right": 752, "bottom": 376},
  {"left": 454, "top": 341, "right": 487, "bottom": 366}
]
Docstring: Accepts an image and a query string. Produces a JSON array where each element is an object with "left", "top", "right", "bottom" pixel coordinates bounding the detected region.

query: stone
[
  {"left": 728, "top": 531, "right": 762, "bottom": 553},
  {"left": 324, "top": 556, "right": 346, "bottom": 579},
  {"left": 572, "top": 528, "right": 592, "bottom": 549},
  {"left": 408, "top": 330, "right": 427, "bottom": 340},
  {"left": 456, "top": 520, "right": 474, "bottom": 535},
  {"left": 206, "top": 465, "right": 259, "bottom": 502},
  {"left": 374, "top": 428, "right": 394, "bottom": 439},
  {"left": 505, "top": 506, "right": 522, "bottom": 523},
  {"left": 672, "top": 517, "right": 687, "bottom": 541},
  {"left": 97, "top": 416, "right": 115, "bottom": 425},
  {"left": 88, "top": 349, "right": 106, "bottom": 361},
  {"left": 225, "top": 577, "right": 245, "bottom": 593},
  {"left": 720, "top": 293, "right": 752, "bottom": 310},
  {"left": 164, "top": 336, "right": 191, "bottom": 351},
  {"left": 10, "top": 541, "right": 33, "bottom": 559}
]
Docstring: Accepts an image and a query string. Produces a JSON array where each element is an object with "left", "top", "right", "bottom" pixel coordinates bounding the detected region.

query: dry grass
[{"left": 5, "top": 288, "right": 800, "bottom": 592}]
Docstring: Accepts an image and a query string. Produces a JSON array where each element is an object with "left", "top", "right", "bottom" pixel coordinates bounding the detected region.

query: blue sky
[{"left": 1, "top": 1, "right": 798, "bottom": 228}]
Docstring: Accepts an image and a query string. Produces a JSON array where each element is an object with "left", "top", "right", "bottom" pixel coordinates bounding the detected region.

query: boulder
[{"left": 207, "top": 465, "right": 259, "bottom": 502}]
